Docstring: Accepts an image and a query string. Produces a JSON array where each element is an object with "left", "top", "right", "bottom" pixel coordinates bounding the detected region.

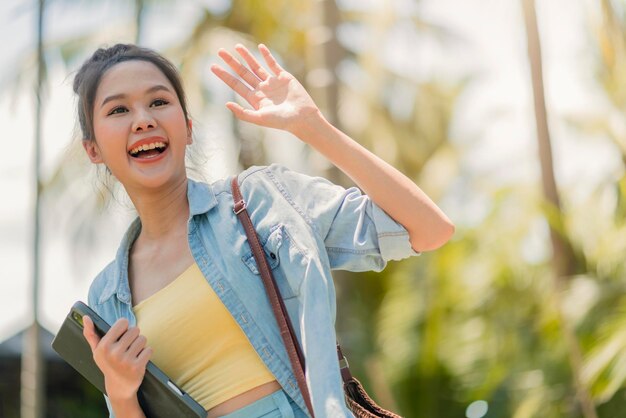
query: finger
[
  {"left": 101, "top": 317, "right": 129, "bottom": 345},
  {"left": 258, "top": 44, "right": 285, "bottom": 76},
  {"left": 116, "top": 326, "right": 141, "bottom": 351},
  {"left": 126, "top": 334, "right": 147, "bottom": 358},
  {"left": 217, "top": 48, "right": 262, "bottom": 88},
  {"left": 210, "top": 64, "right": 259, "bottom": 106},
  {"left": 234, "top": 43, "right": 270, "bottom": 81},
  {"left": 225, "top": 102, "right": 264, "bottom": 125},
  {"left": 82, "top": 315, "right": 100, "bottom": 352},
  {"left": 137, "top": 346, "right": 153, "bottom": 367}
]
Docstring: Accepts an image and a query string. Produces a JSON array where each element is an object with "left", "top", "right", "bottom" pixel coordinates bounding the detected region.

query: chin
[
  {"left": 124, "top": 169, "right": 187, "bottom": 193},
  {"left": 146, "top": 173, "right": 186, "bottom": 189}
]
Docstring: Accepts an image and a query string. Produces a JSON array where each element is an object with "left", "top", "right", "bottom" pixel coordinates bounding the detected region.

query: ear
[
  {"left": 82, "top": 139, "right": 104, "bottom": 164},
  {"left": 186, "top": 119, "right": 193, "bottom": 145}
]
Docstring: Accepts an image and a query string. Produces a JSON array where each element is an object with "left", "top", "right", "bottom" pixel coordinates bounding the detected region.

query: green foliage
[{"left": 29, "top": 0, "right": 626, "bottom": 416}]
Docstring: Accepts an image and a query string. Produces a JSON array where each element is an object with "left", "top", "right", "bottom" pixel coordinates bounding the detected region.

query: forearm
[
  {"left": 291, "top": 111, "right": 454, "bottom": 252},
  {"left": 109, "top": 395, "right": 146, "bottom": 418}
]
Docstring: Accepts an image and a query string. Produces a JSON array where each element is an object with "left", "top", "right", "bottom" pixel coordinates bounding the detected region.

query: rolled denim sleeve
[{"left": 263, "top": 163, "right": 420, "bottom": 272}]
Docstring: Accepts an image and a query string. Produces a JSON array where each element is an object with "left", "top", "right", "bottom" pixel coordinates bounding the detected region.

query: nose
[{"left": 132, "top": 108, "right": 157, "bottom": 132}]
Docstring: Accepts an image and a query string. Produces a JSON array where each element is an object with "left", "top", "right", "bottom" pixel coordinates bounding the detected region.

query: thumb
[
  {"left": 82, "top": 315, "right": 100, "bottom": 352},
  {"left": 226, "top": 102, "right": 263, "bottom": 125}
]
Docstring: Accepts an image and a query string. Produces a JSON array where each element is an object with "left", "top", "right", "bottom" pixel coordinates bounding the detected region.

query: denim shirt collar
[
  {"left": 100, "top": 178, "right": 219, "bottom": 304},
  {"left": 187, "top": 178, "right": 219, "bottom": 216}
]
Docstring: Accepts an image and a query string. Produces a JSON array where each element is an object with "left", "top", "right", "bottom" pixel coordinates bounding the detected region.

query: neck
[{"left": 127, "top": 177, "right": 190, "bottom": 242}]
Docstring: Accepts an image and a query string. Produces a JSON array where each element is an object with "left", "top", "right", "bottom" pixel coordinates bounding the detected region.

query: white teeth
[{"left": 129, "top": 142, "right": 167, "bottom": 156}]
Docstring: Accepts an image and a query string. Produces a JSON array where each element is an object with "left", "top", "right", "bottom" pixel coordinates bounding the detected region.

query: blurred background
[{"left": 1, "top": 0, "right": 624, "bottom": 417}]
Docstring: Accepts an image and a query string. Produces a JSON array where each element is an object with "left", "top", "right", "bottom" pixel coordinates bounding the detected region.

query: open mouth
[{"left": 128, "top": 142, "right": 168, "bottom": 159}]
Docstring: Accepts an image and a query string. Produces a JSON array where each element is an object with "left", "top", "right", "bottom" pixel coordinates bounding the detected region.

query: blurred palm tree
[
  {"left": 520, "top": 1, "right": 595, "bottom": 417},
  {"left": 21, "top": 0, "right": 46, "bottom": 416},
  {"left": 565, "top": 1, "right": 626, "bottom": 415},
  {"left": 324, "top": 3, "right": 467, "bottom": 416},
  {"left": 521, "top": 0, "right": 584, "bottom": 279},
  {"left": 395, "top": 1, "right": 626, "bottom": 417},
  {"left": 354, "top": 0, "right": 624, "bottom": 417}
]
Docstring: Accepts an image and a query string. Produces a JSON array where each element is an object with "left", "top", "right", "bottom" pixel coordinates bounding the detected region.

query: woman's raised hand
[
  {"left": 210, "top": 43, "right": 323, "bottom": 135},
  {"left": 83, "top": 315, "right": 153, "bottom": 402}
]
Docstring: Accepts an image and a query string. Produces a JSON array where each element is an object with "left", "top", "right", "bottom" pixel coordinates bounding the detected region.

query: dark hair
[{"left": 73, "top": 43, "right": 191, "bottom": 141}]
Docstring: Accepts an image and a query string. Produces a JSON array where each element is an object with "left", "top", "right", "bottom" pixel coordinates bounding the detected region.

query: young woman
[{"left": 77, "top": 43, "right": 454, "bottom": 418}]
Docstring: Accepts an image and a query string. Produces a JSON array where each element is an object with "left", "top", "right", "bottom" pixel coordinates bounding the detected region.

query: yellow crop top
[{"left": 131, "top": 263, "right": 276, "bottom": 411}]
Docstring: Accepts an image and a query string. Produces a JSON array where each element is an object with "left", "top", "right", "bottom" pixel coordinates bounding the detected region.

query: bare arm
[
  {"left": 290, "top": 111, "right": 454, "bottom": 253},
  {"left": 211, "top": 43, "right": 455, "bottom": 252}
]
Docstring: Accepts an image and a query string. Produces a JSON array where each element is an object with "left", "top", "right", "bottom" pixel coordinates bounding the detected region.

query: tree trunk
[
  {"left": 305, "top": 0, "right": 347, "bottom": 184},
  {"left": 521, "top": 0, "right": 580, "bottom": 279},
  {"left": 135, "top": 0, "right": 144, "bottom": 44},
  {"left": 21, "top": 0, "right": 46, "bottom": 417},
  {"left": 521, "top": 2, "right": 596, "bottom": 417}
]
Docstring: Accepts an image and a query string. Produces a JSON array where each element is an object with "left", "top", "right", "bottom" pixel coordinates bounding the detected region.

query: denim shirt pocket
[{"left": 241, "top": 223, "right": 303, "bottom": 300}]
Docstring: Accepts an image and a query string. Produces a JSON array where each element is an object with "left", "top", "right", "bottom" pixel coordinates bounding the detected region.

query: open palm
[{"left": 210, "top": 43, "right": 322, "bottom": 135}]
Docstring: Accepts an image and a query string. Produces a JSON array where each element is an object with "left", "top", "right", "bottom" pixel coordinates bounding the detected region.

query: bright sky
[{"left": 0, "top": 0, "right": 620, "bottom": 342}]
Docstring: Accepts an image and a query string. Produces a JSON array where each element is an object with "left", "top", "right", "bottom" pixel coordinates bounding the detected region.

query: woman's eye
[
  {"left": 151, "top": 99, "right": 169, "bottom": 107},
  {"left": 108, "top": 106, "right": 127, "bottom": 115}
]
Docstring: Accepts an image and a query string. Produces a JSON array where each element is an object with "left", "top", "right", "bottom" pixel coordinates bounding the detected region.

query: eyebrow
[{"left": 100, "top": 84, "right": 173, "bottom": 109}]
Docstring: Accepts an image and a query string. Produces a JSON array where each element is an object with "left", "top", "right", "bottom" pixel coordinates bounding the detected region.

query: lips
[{"left": 128, "top": 136, "right": 169, "bottom": 159}]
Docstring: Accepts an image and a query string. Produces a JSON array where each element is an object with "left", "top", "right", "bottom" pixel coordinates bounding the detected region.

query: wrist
[
  {"left": 109, "top": 394, "right": 145, "bottom": 418},
  {"left": 287, "top": 109, "right": 328, "bottom": 141},
  {"left": 105, "top": 381, "right": 138, "bottom": 403},
  {"left": 108, "top": 392, "right": 137, "bottom": 403}
]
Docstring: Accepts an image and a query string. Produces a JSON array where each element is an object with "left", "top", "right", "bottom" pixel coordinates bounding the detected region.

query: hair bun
[{"left": 91, "top": 44, "right": 133, "bottom": 63}]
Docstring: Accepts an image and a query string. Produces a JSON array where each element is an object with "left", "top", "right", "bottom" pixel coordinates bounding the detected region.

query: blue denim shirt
[{"left": 87, "top": 163, "right": 420, "bottom": 418}]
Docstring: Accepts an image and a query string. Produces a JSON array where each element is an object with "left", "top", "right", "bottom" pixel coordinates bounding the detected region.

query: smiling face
[{"left": 83, "top": 60, "right": 192, "bottom": 193}]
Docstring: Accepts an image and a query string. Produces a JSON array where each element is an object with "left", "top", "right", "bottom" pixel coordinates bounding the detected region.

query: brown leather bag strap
[
  {"left": 230, "top": 176, "right": 315, "bottom": 418},
  {"left": 337, "top": 343, "right": 354, "bottom": 383}
]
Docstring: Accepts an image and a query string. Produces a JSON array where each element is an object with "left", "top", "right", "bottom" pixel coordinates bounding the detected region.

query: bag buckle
[
  {"left": 233, "top": 200, "right": 246, "bottom": 215},
  {"left": 339, "top": 355, "right": 349, "bottom": 370}
]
